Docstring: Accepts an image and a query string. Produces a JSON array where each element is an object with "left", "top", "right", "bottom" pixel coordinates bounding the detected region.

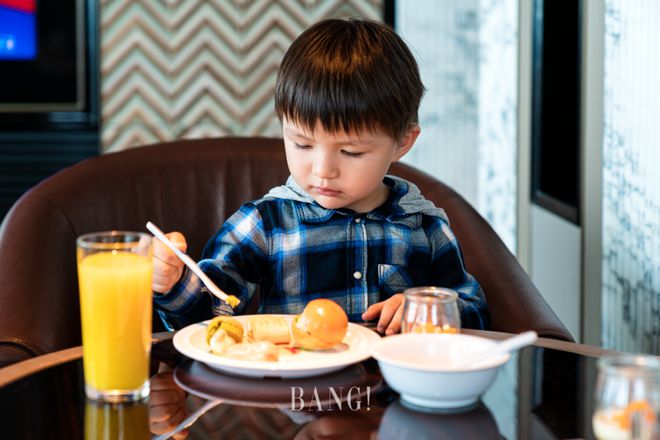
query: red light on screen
[{"left": 0, "top": 0, "right": 35, "bottom": 14}]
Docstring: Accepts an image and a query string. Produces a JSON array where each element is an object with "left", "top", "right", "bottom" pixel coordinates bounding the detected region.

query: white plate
[{"left": 172, "top": 314, "right": 381, "bottom": 378}]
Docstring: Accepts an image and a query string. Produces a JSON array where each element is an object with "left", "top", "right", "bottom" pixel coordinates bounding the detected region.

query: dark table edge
[
  {"left": 0, "top": 331, "right": 173, "bottom": 388},
  {"left": 0, "top": 330, "right": 620, "bottom": 389}
]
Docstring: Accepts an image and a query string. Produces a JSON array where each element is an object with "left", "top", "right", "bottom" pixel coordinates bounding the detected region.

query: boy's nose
[{"left": 312, "top": 154, "right": 339, "bottom": 179}]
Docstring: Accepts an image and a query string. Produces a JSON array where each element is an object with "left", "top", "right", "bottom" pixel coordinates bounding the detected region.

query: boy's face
[{"left": 282, "top": 118, "right": 419, "bottom": 213}]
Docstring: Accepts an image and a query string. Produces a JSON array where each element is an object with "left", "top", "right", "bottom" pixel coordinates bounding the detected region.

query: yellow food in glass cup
[{"left": 412, "top": 322, "right": 460, "bottom": 334}]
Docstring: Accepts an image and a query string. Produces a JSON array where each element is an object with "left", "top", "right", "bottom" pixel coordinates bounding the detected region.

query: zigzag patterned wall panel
[{"left": 100, "top": 0, "right": 384, "bottom": 152}]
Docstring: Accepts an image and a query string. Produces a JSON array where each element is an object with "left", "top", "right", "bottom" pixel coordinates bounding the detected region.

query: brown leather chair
[{"left": 0, "top": 137, "right": 572, "bottom": 367}]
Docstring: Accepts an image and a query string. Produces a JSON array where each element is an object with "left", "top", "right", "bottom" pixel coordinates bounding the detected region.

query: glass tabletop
[{"left": 0, "top": 335, "right": 604, "bottom": 439}]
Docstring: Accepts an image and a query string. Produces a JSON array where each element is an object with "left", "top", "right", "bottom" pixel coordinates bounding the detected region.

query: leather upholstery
[{"left": 0, "top": 137, "right": 573, "bottom": 367}]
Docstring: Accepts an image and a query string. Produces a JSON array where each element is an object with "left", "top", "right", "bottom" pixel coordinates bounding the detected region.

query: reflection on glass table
[{"left": 0, "top": 330, "right": 628, "bottom": 439}]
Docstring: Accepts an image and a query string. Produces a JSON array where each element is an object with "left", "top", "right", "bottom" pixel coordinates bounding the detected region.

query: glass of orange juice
[
  {"left": 77, "top": 231, "right": 152, "bottom": 402},
  {"left": 401, "top": 287, "right": 461, "bottom": 334}
]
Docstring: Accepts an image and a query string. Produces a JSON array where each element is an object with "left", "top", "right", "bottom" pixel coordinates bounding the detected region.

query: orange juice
[{"left": 78, "top": 251, "right": 152, "bottom": 394}]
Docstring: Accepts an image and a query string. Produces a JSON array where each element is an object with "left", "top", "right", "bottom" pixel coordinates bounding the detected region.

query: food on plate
[
  {"left": 206, "top": 316, "right": 279, "bottom": 361},
  {"left": 223, "top": 341, "right": 279, "bottom": 362},
  {"left": 208, "top": 330, "right": 279, "bottom": 362},
  {"left": 206, "top": 316, "right": 244, "bottom": 344},
  {"left": 207, "top": 328, "right": 238, "bottom": 355},
  {"left": 292, "top": 299, "right": 349, "bottom": 350},
  {"left": 206, "top": 316, "right": 244, "bottom": 355},
  {"left": 247, "top": 315, "right": 291, "bottom": 344},
  {"left": 204, "top": 299, "right": 349, "bottom": 361}
]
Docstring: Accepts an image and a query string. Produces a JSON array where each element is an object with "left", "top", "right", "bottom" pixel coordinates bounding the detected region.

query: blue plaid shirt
[{"left": 154, "top": 176, "right": 491, "bottom": 330}]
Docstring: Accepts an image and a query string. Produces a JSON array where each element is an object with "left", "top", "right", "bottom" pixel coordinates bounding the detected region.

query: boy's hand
[
  {"left": 361, "top": 293, "right": 404, "bottom": 335},
  {"left": 153, "top": 231, "right": 187, "bottom": 294}
]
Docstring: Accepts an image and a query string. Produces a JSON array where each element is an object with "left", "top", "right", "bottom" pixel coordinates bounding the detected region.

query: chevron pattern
[{"left": 100, "top": 0, "right": 384, "bottom": 152}]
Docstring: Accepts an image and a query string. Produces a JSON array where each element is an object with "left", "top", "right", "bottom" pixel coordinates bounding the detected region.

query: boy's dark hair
[{"left": 275, "top": 18, "right": 425, "bottom": 140}]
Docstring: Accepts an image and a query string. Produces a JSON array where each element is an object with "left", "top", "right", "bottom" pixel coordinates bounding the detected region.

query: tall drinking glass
[
  {"left": 77, "top": 231, "right": 153, "bottom": 402},
  {"left": 401, "top": 286, "right": 461, "bottom": 334}
]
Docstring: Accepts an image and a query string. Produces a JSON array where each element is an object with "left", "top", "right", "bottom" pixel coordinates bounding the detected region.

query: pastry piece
[{"left": 247, "top": 315, "right": 291, "bottom": 344}]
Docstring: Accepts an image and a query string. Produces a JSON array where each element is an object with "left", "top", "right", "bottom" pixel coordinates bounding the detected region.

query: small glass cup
[
  {"left": 592, "top": 355, "right": 659, "bottom": 440},
  {"left": 77, "top": 231, "right": 153, "bottom": 402},
  {"left": 401, "top": 287, "right": 461, "bottom": 334}
]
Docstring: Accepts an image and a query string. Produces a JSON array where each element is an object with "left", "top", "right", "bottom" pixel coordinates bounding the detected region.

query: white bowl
[{"left": 371, "top": 333, "right": 510, "bottom": 410}]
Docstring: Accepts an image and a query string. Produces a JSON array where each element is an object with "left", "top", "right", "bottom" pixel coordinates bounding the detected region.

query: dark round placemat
[{"left": 174, "top": 358, "right": 383, "bottom": 409}]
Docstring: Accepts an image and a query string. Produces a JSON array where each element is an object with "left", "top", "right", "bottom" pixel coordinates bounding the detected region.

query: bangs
[{"left": 276, "top": 68, "right": 394, "bottom": 137}]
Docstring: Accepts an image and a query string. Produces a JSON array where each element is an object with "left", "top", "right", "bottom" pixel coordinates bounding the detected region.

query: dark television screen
[
  {"left": 0, "top": 0, "right": 83, "bottom": 111},
  {"left": 531, "top": 0, "right": 582, "bottom": 224},
  {"left": 0, "top": 0, "right": 36, "bottom": 60}
]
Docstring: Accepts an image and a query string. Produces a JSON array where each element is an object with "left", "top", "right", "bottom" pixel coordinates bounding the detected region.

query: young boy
[{"left": 152, "top": 18, "right": 491, "bottom": 334}]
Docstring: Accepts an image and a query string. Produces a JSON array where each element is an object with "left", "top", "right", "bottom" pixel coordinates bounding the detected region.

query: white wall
[
  {"left": 396, "top": 0, "right": 518, "bottom": 252},
  {"left": 530, "top": 206, "right": 581, "bottom": 340}
]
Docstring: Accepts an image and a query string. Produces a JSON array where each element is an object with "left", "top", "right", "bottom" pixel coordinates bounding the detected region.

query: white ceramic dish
[
  {"left": 372, "top": 333, "right": 511, "bottom": 410},
  {"left": 173, "top": 314, "right": 381, "bottom": 378}
]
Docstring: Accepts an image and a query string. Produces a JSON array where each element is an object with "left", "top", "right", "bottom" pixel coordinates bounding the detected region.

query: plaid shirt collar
[{"left": 273, "top": 176, "right": 441, "bottom": 229}]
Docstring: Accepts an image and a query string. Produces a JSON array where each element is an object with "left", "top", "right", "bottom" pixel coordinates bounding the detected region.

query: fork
[{"left": 146, "top": 221, "right": 241, "bottom": 309}]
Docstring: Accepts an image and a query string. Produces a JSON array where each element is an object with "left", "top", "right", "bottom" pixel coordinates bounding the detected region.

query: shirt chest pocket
[{"left": 378, "top": 264, "right": 414, "bottom": 297}]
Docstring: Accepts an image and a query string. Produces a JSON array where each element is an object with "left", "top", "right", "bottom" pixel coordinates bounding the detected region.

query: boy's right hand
[{"left": 153, "top": 231, "right": 187, "bottom": 294}]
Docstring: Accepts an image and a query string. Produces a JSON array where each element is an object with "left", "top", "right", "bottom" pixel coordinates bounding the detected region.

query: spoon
[
  {"left": 453, "top": 331, "right": 538, "bottom": 369},
  {"left": 146, "top": 221, "right": 241, "bottom": 309}
]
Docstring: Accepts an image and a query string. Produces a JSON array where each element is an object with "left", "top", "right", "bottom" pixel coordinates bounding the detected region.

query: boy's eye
[
  {"left": 341, "top": 150, "right": 364, "bottom": 158},
  {"left": 293, "top": 143, "right": 312, "bottom": 150}
]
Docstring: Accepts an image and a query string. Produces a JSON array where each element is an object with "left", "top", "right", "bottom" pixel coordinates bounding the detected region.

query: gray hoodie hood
[{"left": 264, "top": 175, "right": 448, "bottom": 226}]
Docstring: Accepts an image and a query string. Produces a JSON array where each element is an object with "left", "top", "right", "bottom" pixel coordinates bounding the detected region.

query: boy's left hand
[{"left": 361, "top": 293, "right": 404, "bottom": 335}]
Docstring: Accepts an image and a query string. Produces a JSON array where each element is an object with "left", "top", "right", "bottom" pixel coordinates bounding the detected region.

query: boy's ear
[{"left": 392, "top": 124, "right": 421, "bottom": 162}]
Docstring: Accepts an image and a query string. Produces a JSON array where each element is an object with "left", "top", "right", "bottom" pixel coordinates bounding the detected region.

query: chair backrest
[{"left": 0, "top": 137, "right": 572, "bottom": 367}]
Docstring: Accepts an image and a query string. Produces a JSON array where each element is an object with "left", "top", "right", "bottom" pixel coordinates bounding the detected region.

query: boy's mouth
[{"left": 313, "top": 186, "right": 341, "bottom": 197}]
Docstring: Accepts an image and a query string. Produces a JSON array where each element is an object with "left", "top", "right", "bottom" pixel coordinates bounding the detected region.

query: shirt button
[
  {"left": 355, "top": 218, "right": 362, "bottom": 224},
  {"left": 353, "top": 271, "right": 362, "bottom": 280}
]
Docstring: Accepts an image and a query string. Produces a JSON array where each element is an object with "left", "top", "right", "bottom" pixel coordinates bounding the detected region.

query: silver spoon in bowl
[{"left": 453, "top": 331, "right": 538, "bottom": 369}]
